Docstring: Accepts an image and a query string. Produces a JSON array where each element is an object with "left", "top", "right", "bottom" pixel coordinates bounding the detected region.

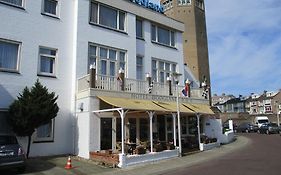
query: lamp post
[
  {"left": 172, "top": 72, "right": 182, "bottom": 156},
  {"left": 118, "top": 68, "right": 125, "bottom": 91},
  {"left": 89, "top": 63, "right": 96, "bottom": 88},
  {"left": 167, "top": 76, "right": 172, "bottom": 96}
]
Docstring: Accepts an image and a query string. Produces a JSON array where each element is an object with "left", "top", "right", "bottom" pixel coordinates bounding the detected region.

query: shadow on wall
[{"left": 0, "top": 84, "right": 15, "bottom": 109}]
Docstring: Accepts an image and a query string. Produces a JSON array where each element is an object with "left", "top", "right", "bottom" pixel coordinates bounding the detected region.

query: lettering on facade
[{"left": 128, "top": 0, "right": 164, "bottom": 14}]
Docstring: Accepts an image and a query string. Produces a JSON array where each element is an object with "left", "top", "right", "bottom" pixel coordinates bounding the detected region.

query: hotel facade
[{"left": 0, "top": 0, "right": 218, "bottom": 167}]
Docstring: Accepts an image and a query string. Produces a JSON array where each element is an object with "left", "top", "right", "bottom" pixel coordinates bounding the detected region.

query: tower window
[
  {"left": 195, "top": 0, "right": 204, "bottom": 10},
  {"left": 178, "top": 0, "right": 191, "bottom": 6}
]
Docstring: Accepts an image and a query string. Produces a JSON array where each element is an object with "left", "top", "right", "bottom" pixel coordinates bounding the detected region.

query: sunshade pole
[
  {"left": 148, "top": 111, "right": 154, "bottom": 153},
  {"left": 197, "top": 113, "right": 201, "bottom": 150},
  {"left": 172, "top": 113, "right": 177, "bottom": 147}
]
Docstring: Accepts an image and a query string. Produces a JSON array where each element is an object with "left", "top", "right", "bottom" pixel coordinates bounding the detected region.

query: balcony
[{"left": 77, "top": 74, "right": 208, "bottom": 104}]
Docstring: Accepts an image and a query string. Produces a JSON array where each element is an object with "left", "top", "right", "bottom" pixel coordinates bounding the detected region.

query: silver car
[{"left": 0, "top": 134, "right": 26, "bottom": 173}]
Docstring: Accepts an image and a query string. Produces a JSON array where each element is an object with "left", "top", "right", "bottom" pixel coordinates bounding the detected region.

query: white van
[{"left": 254, "top": 116, "right": 269, "bottom": 128}]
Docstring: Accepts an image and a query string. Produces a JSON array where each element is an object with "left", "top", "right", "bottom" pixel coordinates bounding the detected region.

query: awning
[
  {"left": 153, "top": 101, "right": 195, "bottom": 114},
  {"left": 98, "top": 96, "right": 168, "bottom": 111},
  {"left": 183, "top": 103, "right": 214, "bottom": 115}
]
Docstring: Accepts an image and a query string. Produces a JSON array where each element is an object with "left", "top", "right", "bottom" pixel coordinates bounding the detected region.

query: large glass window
[
  {"left": 88, "top": 43, "right": 126, "bottom": 77},
  {"left": 0, "top": 0, "right": 23, "bottom": 7},
  {"left": 42, "top": 0, "right": 59, "bottom": 17},
  {"left": 136, "top": 56, "right": 143, "bottom": 80},
  {"left": 151, "top": 24, "right": 175, "bottom": 47},
  {"left": 151, "top": 59, "right": 177, "bottom": 83},
  {"left": 38, "top": 47, "right": 57, "bottom": 76},
  {"left": 34, "top": 120, "right": 54, "bottom": 142},
  {"left": 136, "top": 19, "right": 143, "bottom": 39},
  {"left": 90, "top": 1, "right": 126, "bottom": 31},
  {"left": 0, "top": 39, "right": 20, "bottom": 72}
]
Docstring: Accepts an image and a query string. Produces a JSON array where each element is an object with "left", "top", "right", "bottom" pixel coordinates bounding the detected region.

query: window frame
[
  {"left": 41, "top": 0, "right": 60, "bottom": 19},
  {"left": 38, "top": 46, "right": 57, "bottom": 78},
  {"left": 89, "top": 1, "right": 127, "bottom": 33},
  {"left": 88, "top": 43, "right": 127, "bottom": 77},
  {"left": 0, "top": 0, "right": 24, "bottom": 9},
  {"left": 151, "top": 24, "right": 176, "bottom": 48},
  {"left": 33, "top": 119, "right": 55, "bottom": 143},
  {"left": 0, "top": 38, "right": 21, "bottom": 73},
  {"left": 136, "top": 18, "right": 144, "bottom": 39},
  {"left": 151, "top": 58, "right": 177, "bottom": 83}
]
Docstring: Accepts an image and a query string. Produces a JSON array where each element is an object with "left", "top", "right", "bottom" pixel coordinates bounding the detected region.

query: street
[
  {"left": 1, "top": 133, "right": 280, "bottom": 175},
  {"left": 162, "top": 133, "right": 281, "bottom": 175}
]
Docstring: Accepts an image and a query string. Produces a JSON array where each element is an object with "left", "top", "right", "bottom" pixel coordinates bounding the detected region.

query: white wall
[{"left": 0, "top": 0, "right": 75, "bottom": 156}]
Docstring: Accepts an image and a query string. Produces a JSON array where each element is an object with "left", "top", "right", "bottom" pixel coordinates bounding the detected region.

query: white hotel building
[{"left": 0, "top": 0, "right": 217, "bottom": 167}]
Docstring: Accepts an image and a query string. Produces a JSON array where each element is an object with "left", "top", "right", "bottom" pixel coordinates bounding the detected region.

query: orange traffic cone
[{"left": 65, "top": 156, "right": 72, "bottom": 169}]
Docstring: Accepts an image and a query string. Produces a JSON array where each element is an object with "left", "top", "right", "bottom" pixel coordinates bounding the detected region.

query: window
[
  {"left": 195, "top": 0, "right": 204, "bottom": 10},
  {"left": 0, "top": 111, "right": 12, "bottom": 133},
  {"left": 136, "top": 19, "right": 143, "bottom": 39},
  {"left": 265, "top": 106, "right": 272, "bottom": 113},
  {"left": 151, "top": 24, "right": 176, "bottom": 47},
  {"left": 178, "top": 0, "right": 191, "bottom": 5},
  {"left": 34, "top": 120, "right": 54, "bottom": 142},
  {"left": 90, "top": 1, "right": 126, "bottom": 32},
  {"left": 151, "top": 59, "right": 177, "bottom": 83},
  {"left": 38, "top": 47, "right": 57, "bottom": 77},
  {"left": 42, "top": 0, "right": 59, "bottom": 17},
  {"left": 88, "top": 43, "right": 126, "bottom": 77},
  {"left": 162, "top": 0, "right": 173, "bottom": 11},
  {"left": 136, "top": 56, "right": 143, "bottom": 80},
  {"left": 0, "top": 39, "right": 20, "bottom": 72},
  {"left": 0, "top": 0, "right": 23, "bottom": 7}
]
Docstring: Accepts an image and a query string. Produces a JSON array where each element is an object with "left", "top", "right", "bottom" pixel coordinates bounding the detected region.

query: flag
[{"left": 182, "top": 84, "right": 189, "bottom": 97}]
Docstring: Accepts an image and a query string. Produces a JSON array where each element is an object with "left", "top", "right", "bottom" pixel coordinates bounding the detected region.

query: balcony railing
[{"left": 78, "top": 74, "right": 205, "bottom": 99}]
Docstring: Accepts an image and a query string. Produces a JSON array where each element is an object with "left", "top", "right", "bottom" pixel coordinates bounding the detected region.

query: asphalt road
[{"left": 162, "top": 133, "right": 281, "bottom": 175}]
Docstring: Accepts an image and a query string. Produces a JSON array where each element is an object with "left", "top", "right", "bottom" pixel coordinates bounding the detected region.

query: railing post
[{"left": 89, "top": 64, "right": 96, "bottom": 88}]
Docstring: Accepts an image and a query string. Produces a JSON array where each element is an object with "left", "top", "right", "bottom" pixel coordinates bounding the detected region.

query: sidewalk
[
  {"left": 19, "top": 136, "right": 250, "bottom": 175},
  {"left": 99, "top": 136, "right": 250, "bottom": 175}
]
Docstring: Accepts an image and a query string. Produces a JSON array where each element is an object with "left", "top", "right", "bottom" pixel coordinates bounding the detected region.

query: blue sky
[{"left": 151, "top": 0, "right": 281, "bottom": 97}]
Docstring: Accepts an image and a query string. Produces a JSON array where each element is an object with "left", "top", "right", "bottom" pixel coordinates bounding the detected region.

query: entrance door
[
  {"left": 101, "top": 118, "right": 112, "bottom": 150},
  {"left": 158, "top": 116, "right": 166, "bottom": 141}
]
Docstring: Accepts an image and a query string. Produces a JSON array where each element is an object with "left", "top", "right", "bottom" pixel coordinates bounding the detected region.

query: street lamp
[{"left": 172, "top": 72, "right": 182, "bottom": 156}]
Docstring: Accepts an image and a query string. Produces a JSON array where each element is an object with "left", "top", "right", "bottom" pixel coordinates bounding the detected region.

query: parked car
[
  {"left": 223, "top": 122, "right": 238, "bottom": 132},
  {"left": 258, "top": 123, "right": 279, "bottom": 134},
  {"left": 236, "top": 122, "right": 258, "bottom": 133},
  {"left": 0, "top": 134, "right": 26, "bottom": 173}
]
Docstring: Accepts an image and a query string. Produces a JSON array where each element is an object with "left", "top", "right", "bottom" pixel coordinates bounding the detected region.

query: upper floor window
[
  {"left": 38, "top": 47, "right": 57, "bottom": 77},
  {"left": 90, "top": 1, "right": 126, "bottom": 32},
  {"left": 42, "top": 0, "right": 59, "bottom": 17},
  {"left": 195, "top": 0, "right": 204, "bottom": 10},
  {"left": 152, "top": 59, "right": 177, "bottom": 83},
  {"left": 178, "top": 0, "right": 191, "bottom": 5},
  {"left": 0, "top": 0, "right": 23, "bottom": 8},
  {"left": 136, "top": 19, "right": 143, "bottom": 39},
  {"left": 0, "top": 39, "right": 20, "bottom": 73},
  {"left": 151, "top": 24, "right": 175, "bottom": 47},
  {"left": 88, "top": 44, "right": 126, "bottom": 77}
]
